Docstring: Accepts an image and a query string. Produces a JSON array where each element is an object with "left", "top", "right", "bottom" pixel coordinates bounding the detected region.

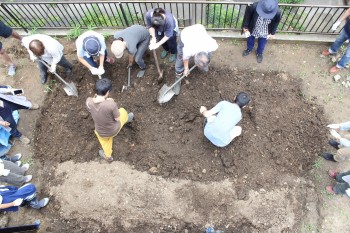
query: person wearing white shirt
[
  {"left": 22, "top": 34, "right": 72, "bottom": 84},
  {"left": 76, "top": 31, "right": 115, "bottom": 77},
  {"left": 174, "top": 24, "right": 218, "bottom": 95}
]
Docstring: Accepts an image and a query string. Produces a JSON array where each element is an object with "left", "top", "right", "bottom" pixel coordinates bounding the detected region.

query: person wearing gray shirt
[{"left": 111, "top": 25, "right": 150, "bottom": 78}]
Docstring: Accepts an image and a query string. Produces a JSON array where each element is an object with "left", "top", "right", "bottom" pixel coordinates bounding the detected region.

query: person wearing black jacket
[{"left": 242, "top": 0, "right": 281, "bottom": 63}]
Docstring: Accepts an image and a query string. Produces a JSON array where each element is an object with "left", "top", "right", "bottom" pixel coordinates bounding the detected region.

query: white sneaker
[
  {"left": 38, "top": 198, "right": 49, "bottom": 208},
  {"left": 24, "top": 175, "right": 32, "bottom": 182},
  {"left": 22, "top": 163, "right": 30, "bottom": 172},
  {"left": 15, "top": 161, "right": 22, "bottom": 166}
]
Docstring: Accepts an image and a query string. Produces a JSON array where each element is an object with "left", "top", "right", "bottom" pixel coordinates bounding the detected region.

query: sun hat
[
  {"left": 256, "top": 0, "right": 278, "bottom": 20},
  {"left": 83, "top": 36, "right": 101, "bottom": 56},
  {"left": 111, "top": 40, "right": 125, "bottom": 59}
]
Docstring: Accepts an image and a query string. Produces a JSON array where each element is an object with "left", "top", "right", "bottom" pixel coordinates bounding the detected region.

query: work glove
[
  {"left": 13, "top": 198, "right": 23, "bottom": 206},
  {"left": 200, "top": 106, "right": 207, "bottom": 114},
  {"left": 327, "top": 124, "right": 340, "bottom": 129},
  {"left": 127, "top": 63, "right": 133, "bottom": 69},
  {"left": 97, "top": 67, "right": 105, "bottom": 75},
  {"left": 29, "top": 54, "right": 37, "bottom": 63},
  {"left": 330, "top": 129, "right": 341, "bottom": 140},
  {"left": 90, "top": 67, "right": 99, "bottom": 75},
  {"left": 2, "top": 169, "right": 10, "bottom": 176},
  {"left": 49, "top": 64, "right": 57, "bottom": 73},
  {"left": 332, "top": 21, "right": 341, "bottom": 31},
  {"left": 149, "top": 43, "right": 160, "bottom": 50}
]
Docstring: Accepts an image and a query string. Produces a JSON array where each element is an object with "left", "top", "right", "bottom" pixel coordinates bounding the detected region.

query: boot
[
  {"left": 173, "top": 73, "right": 182, "bottom": 95},
  {"left": 329, "top": 140, "right": 340, "bottom": 150}
]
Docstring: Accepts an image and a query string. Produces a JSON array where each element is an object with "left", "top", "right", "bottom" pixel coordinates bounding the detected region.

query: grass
[
  {"left": 66, "top": 25, "right": 82, "bottom": 40},
  {"left": 312, "top": 157, "right": 323, "bottom": 170},
  {"left": 44, "top": 80, "right": 57, "bottom": 93},
  {"left": 301, "top": 223, "right": 318, "bottom": 233},
  {"left": 21, "top": 155, "right": 34, "bottom": 166}
]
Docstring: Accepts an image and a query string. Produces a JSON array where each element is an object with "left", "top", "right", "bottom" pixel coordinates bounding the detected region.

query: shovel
[
  {"left": 38, "top": 59, "right": 78, "bottom": 97},
  {"left": 158, "top": 65, "right": 196, "bottom": 104},
  {"left": 121, "top": 66, "right": 131, "bottom": 92},
  {"left": 153, "top": 50, "right": 163, "bottom": 83}
]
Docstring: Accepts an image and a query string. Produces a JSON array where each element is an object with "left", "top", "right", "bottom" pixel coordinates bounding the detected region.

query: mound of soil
[{"left": 34, "top": 60, "right": 328, "bottom": 188}]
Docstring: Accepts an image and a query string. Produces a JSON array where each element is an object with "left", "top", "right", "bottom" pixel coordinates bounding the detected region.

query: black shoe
[
  {"left": 257, "top": 53, "right": 263, "bottom": 63},
  {"left": 41, "top": 76, "right": 47, "bottom": 84},
  {"left": 320, "top": 152, "right": 337, "bottom": 162},
  {"left": 242, "top": 49, "right": 251, "bottom": 57},
  {"left": 329, "top": 140, "right": 340, "bottom": 150}
]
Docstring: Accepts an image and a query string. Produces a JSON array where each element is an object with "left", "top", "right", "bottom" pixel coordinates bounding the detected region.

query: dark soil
[{"left": 33, "top": 55, "right": 329, "bottom": 232}]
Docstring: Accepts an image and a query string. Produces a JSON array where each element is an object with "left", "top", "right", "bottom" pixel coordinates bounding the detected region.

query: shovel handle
[
  {"left": 127, "top": 67, "right": 131, "bottom": 87},
  {"left": 167, "top": 65, "right": 197, "bottom": 90},
  {"left": 153, "top": 50, "right": 161, "bottom": 75},
  {"left": 37, "top": 59, "right": 71, "bottom": 86}
]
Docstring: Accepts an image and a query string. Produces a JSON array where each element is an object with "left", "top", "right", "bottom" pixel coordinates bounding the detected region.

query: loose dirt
[{"left": 1, "top": 36, "right": 349, "bottom": 233}]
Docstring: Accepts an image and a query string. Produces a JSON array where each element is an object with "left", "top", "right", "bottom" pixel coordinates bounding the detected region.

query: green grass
[
  {"left": 44, "top": 80, "right": 57, "bottom": 93},
  {"left": 66, "top": 25, "right": 82, "bottom": 40}
]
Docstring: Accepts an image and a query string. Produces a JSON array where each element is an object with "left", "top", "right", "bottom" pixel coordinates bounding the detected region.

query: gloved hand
[
  {"left": 332, "top": 21, "right": 341, "bottom": 31},
  {"left": 49, "top": 64, "right": 57, "bottom": 73},
  {"left": 149, "top": 43, "right": 160, "bottom": 50},
  {"left": 127, "top": 63, "right": 132, "bottom": 69},
  {"left": 90, "top": 67, "right": 99, "bottom": 75},
  {"left": 330, "top": 129, "right": 341, "bottom": 140},
  {"left": 97, "top": 67, "right": 105, "bottom": 75},
  {"left": 200, "top": 106, "right": 207, "bottom": 114},
  {"left": 267, "top": 34, "right": 275, "bottom": 40},
  {"left": 13, "top": 198, "right": 23, "bottom": 206},
  {"left": 2, "top": 169, "right": 10, "bottom": 176},
  {"left": 327, "top": 124, "right": 340, "bottom": 129},
  {"left": 30, "top": 54, "right": 37, "bottom": 63}
]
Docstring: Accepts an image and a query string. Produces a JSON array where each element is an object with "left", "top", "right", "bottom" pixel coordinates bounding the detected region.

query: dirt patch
[{"left": 31, "top": 52, "right": 329, "bottom": 231}]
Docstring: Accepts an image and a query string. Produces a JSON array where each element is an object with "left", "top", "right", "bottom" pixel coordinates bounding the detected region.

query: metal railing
[{"left": 0, "top": 1, "right": 347, "bottom": 35}]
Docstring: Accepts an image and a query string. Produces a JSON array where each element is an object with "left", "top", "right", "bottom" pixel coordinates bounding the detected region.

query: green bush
[{"left": 279, "top": 0, "right": 304, "bottom": 4}]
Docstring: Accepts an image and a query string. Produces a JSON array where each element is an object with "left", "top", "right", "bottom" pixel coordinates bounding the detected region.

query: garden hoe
[
  {"left": 121, "top": 66, "right": 131, "bottom": 92},
  {"left": 153, "top": 50, "right": 163, "bottom": 83},
  {"left": 158, "top": 65, "right": 196, "bottom": 104},
  {"left": 38, "top": 59, "right": 78, "bottom": 97}
]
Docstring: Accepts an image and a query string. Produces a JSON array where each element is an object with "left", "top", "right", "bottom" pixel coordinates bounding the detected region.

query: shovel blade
[
  {"left": 158, "top": 84, "right": 175, "bottom": 104},
  {"left": 63, "top": 82, "right": 78, "bottom": 97}
]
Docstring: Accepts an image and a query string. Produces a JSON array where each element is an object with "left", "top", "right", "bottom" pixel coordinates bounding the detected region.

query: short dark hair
[
  {"left": 234, "top": 92, "right": 251, "bottom": 108},
  {"left": 151, "top": 8, "right": 166, "bottom": 27},
  {"left": 29, "top": 39, "right": 45, "bottom": 57},
  {"left": 95, "top": 78, "right": 112, "bottom": 96}
]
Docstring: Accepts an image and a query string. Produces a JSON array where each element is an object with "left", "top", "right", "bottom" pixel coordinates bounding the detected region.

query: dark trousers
[
  {"left": 334, "top": 170, "right": 350, "bottom": 195},
  {"left": 157, "top": 31, "right": 177, "bottom": 54},
  {"left": 36, "top": 55, "right": 72, "bottom": 79},
  {"left": 0, "top": 99, "right": 28, "bottom": 138},
  {"left": 247, "top": 35, "right": 267, "bottom": 55},
  {"left": 83, "top": 49, "right": 108, "bottom": 68}
]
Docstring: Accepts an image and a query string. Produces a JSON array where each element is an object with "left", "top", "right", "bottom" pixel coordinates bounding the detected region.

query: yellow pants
[{"left": 94, "top": 108, "right": 128, "bottom": 157}]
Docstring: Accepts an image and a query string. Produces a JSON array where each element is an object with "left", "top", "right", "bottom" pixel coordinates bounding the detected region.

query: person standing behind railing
[
  {"left": 242, "top": 0, "right": 281, "bottom": 63},
  {"left": 21, "top": 34, "right": 73, "bottom": 84},
  {"left": 322, "top": 8, "right": 350, "bottom": 73},
  {"left": 0, "top": 21, "right": 22, "bottom": 77},
  {"left": 146, "top": 8, "right": 178, "bottom": 63}
]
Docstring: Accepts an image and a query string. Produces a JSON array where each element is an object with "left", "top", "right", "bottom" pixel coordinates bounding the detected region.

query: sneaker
[
  {"left": 22, "top": 163, "right": 30, "bottom": 172},
  {"left": 325, "top": 186, "right": 336, "bottom": 194},
  {"left": 242, "top": 49, "right": 251, "bottom": 57},
  {"left": 10, "top": 153, "right": 22, "bottom": 162},
  {"left": 329, "top": 140, "right": 340, "bottom": 150},
  {"left": 160, "top": 51, "right": 168, "bottom": 59},
  {"left": 24, "top": 175, "right": 32, "bottom": 183},
  {"left": 322, "top": 50, "right": 331, "bottom": 56},
  {"left": 19, "top": 136, "right": 30, "bottom": 145},
  {"left": 38, "top": 198, "right": 50, "bottom": 208},
  {"left": 30, "top": 103, "right": 40, "bottom": 110},
  {"left": 320, "top": 152, "right": 337, "bottom": 162},
  {"left": 15, "top": 161, "right": 22, "bottom": 166},
  {"left": 106, "top": 57, "right": 115, "bottom": 64},
  {"left": 127, "top": 112, "right": 134, "bottom": 123},
  {"left": 8, "top": 64, "right": 16, "bottom": 76},
  {"left": 99, "top": 150, "right": 113, "bottom": 162},
  {"left": 328, "top": 170, "right": 338, "bottom": 179},
  {"left": 329, "top": 66, "right": 341, "bottom": 73},
  {"left": 168, "top": 54, "right": 176, "bottom": 63},
  {"left": 41, "top": 76, "right": 47, "bottom": 84},
  {"left": 257, "top": 53, "right": 263, "bottom": 63}
]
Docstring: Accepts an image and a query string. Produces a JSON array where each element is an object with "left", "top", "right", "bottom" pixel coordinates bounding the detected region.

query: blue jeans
[
  {"left": 0, "top": 100, "right": 28, "bottom": 138},
  {"left": 83, "top": 49, "right": 108, "bottom": 68},
  {"left": 330, "top": 30, "right": 350, "bottom": 68},
  {"left": 247, "top": 36, "right": 267, "bottom": 55}
]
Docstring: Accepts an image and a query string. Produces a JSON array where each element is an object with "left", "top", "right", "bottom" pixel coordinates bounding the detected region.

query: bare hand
[{"left": 0, "top": 121, "right": 10, "bottom": 127}]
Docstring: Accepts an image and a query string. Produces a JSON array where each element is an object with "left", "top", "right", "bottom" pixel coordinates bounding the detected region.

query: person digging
[
  {"left": 200, "top": 92, "right": 251, "bottom": 147},
  {"left": 111, "top": 25, "right": 150, "bottom": 78},
  {"left": 174, "top": 24, "right": 218, "bottom": 95},
  {"left": 86, "top": 78, "right": 134, "bottom": 162}
]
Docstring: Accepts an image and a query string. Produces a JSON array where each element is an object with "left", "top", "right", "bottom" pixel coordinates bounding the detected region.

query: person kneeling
[{"left": 200, "top": 92, "right": 251, "bottom": 147}]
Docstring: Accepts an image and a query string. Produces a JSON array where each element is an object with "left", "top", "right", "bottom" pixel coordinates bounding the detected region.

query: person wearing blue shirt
[
  {"left": 146, "top": 8, "right": 178, "bottom": 63},
  {"left": 200, "top": 92, "right": 251, "bottom": 147},
  {"left": 321, "top": 121, "right": 350, "bottom": 162}
]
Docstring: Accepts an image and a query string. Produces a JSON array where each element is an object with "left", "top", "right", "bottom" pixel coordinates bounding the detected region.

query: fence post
[
  {"left": 0, "top": 3, "right": 28, "bottom": 33},
  {"left": 118, "top": 2, "right": 130, "bottom": 27}
]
